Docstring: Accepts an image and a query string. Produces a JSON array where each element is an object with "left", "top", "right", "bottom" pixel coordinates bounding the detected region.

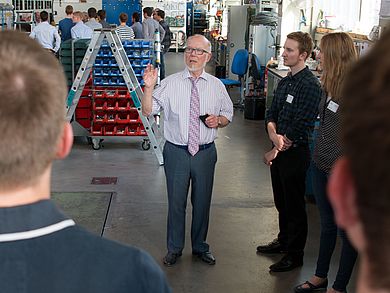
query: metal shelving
[
  {"left": 0, "top": 3, "right": 14, "bottom": 31},
  {"left": 12, "top": 0, "right": 53, "bottom": 32}
]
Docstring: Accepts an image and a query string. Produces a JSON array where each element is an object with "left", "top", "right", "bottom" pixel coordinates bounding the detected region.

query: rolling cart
[{"left": 67, "top": 29, "right": 164, "bottom": 165}]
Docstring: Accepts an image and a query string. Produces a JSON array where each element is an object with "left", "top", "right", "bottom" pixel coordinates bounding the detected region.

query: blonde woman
[{"left": 295, "top": 33, "right": 358, "bottom": 293}]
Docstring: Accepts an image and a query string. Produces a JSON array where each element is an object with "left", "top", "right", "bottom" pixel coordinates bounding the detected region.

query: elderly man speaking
[{"left": 142, "top": 34, "right": 233, "bottom": 267}]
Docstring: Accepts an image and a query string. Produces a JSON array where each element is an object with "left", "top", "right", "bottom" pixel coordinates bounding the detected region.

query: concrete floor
[{"left": 51, "top": 52, "right": 358, "bottom": 293}]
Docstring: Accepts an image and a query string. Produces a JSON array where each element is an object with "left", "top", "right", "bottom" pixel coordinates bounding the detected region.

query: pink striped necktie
[{"left": 188, "top": 77, "right": 200, "bottom": 156}]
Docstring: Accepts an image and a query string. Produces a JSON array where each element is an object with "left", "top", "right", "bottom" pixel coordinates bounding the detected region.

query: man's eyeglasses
[{"left": 184, "top": 47, "right": 210, "bottom": 55}]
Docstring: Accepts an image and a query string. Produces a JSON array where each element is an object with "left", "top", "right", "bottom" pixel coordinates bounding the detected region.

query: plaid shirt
[{"left": 266, "top": 67, "right": 322, "bottom": 145}]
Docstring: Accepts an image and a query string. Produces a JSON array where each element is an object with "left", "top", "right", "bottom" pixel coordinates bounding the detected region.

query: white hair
[{"left": 186, "top": 34, "right": 212, "bottom": 53}]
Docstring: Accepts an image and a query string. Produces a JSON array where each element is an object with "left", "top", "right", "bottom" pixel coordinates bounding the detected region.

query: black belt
[{"left": 168, "top": 141, "right": 214, "bottom": 151}]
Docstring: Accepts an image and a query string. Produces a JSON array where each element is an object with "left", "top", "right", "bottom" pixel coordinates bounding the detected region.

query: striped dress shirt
[
  {"left": 152, "top": 68, "right": 234, "bottom": 145},
  {"left": 115, "top": 25, "right": 135, "bottom": 40}
]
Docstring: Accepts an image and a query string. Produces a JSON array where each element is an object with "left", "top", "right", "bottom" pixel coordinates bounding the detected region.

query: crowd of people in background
[{"left": 29, "top": 5, "right": 172, "bottom": 62}]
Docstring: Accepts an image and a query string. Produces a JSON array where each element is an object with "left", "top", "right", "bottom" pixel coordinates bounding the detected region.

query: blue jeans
[{"left": 312, "top": 164, "right": 357, "bottom": 292}]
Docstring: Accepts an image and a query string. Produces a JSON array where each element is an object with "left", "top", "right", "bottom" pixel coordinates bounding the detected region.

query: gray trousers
[{"left": 163, "top": 141, "right": 217, "bottom": 253}]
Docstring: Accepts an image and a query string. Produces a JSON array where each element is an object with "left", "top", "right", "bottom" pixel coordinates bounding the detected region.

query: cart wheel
[
  {"left": 92, "top": 138, "right": 103, "bottom": 150},
  {"left": 142, "top": 140, "right": 151, "bottom": 150}
]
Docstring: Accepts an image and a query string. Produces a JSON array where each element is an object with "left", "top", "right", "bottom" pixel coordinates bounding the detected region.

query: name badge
[
  {"left": 327, "top": 101, "right": 339, "bottom": 113},
  {"left": 286, "top": 94, "right": 294, "bottom": 104}
]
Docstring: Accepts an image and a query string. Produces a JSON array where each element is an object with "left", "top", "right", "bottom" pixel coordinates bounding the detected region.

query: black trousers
[{"left": 270, "top": 145, "right": 310, "bottom": 257}]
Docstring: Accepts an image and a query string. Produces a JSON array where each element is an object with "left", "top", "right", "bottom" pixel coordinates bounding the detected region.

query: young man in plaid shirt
[{"left": 257, "top": 31, "right": 322, "bottom": 273}]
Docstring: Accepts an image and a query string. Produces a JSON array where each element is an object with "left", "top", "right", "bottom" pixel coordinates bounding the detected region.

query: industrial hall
[{"left": 0, "top": 0, "right": 389, "bottom": 292}]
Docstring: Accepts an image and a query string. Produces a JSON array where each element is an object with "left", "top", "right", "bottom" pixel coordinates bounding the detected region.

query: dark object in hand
[{"left": 199, "top": 114, "right": 210, "bottom": 128}]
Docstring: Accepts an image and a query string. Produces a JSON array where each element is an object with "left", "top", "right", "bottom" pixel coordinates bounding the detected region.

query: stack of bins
[
  {"left": 59, "top": 39, "right": 93, "bottom": 129},
  {"left": 75, "top": 88, "right": 93, "bottom": 131},
  {"left": 91, "top": 39, "right": 154, "bottom": 137},
  {"left": 59, "top": 39, "right": 90, "bottom": 88}
]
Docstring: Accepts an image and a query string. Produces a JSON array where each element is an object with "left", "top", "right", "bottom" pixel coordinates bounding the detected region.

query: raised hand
[{"left": 143, "top": 64, "right": 158, "bottom": 89}]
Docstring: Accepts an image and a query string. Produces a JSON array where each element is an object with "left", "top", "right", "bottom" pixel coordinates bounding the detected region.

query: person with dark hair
[
  {"left": 257, "top": 31, "right": 322, "bottom": 272},
  {"left": 142, "top": 35, "right": 233, "bottom": 267},
  {"left": 0, "top": 30, "right": 171, "bottom": 293},
  {"left": 153, "top": 9, "right": 171, "bottom": 80},
  {"left": 142, "top": 7, "right": 165, "bottom": 40},
  {"left": 58, "top": 5, "right": 75, "bottom": 41},
  {"left": 115, "top": 12, "right": 135, "bottom": 40},
  {"left": 328, "top": 29, "right": 390, "bottom": 293},
  {"left": 71, "top": 11, "right": 93, "bottom": 39},
  {"left": 97, "top": 9, "right": 110, "bottom": 28},
  {"left": 29, "top": 10, "right": 61, "bottom": 53},
  {"left": 294, "top": 32, "right": 358, "bottom": 293},
  {"left": 131, "top": 12, "right": 144, "bottom": 39},
  {"left": 85, "top": 7, "right": 102, "bottom": 30}
]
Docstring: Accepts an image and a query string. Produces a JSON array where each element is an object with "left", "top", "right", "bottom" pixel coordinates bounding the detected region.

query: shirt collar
[
  {"left": 0, "top": 200, "right": 69, "bottom": 234},
  {"left": 182, "top": 67, "right": 209, "bottom": 82},
  {"left": 288, "top": 66, "right": 310, "bottom": 81}
]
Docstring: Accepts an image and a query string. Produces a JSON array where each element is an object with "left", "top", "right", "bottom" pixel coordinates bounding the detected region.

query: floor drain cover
[{"left": 91, "top": 177, "right": 118, "bottom": 185}]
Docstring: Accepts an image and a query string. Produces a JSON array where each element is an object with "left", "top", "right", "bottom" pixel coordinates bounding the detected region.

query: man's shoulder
[
  {"left": 161, "top": 71, "right": 186, "bottom": 84},
  {"left": 61, "top": 226, "right": 159, "bottom": 269},
  {"left": 303, "top": 69, "right": 320, "bottom": 83},
  {"left": 59, "top": 18, "right": 70, "bottom": 25},
  {"left": 204, "top": 72, "right": 225, "bottom": 86},
  {"left": 21, "top": 226, "right": 169, "bottom": 292}
]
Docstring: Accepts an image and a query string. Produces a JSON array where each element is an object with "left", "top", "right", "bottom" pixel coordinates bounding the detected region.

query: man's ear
[
  {"left": 327, "top": 157, "right": 359, "bottom": 229},
  {"left": 299, "top": 51, "right": 308, "bottom": 62},
  {"left": 55, "top": 122, "right": 73, "bottom": 159},
  {"left": 206, "top": 53, "right": 211, "bottom": 63}
]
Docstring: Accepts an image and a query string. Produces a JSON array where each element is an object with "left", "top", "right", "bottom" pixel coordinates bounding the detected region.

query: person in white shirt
[
  {"left": 29, "top": 11, "right": 60, "bottom": 53},
  {"left": 85, "top": 7, "right": 102, "bottom": 31},
  {"left": 71, "top": 11, "right": 93, "bottom": 39}
]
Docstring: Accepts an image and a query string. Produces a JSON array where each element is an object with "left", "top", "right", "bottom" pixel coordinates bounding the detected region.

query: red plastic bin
[
  {"left": 117, "top": 99, "right": 129, "bottom": 110},
  {"left": 127, "top": 124, "right": 138, "bottom": 135},
  {"left": 116, "top": 113, "right": 130, "bottom": 124},
  {"left": 106, "top": 100, "right": 117, "bottom": 110},
  {"left": 91, "top": 124, "right": 103, "bottom": 135},
  {"left": 106, "top": 113, "right": 115, "bottom": 123},
  {"left": 78, "top": 97, "right": 92, "bottom": 108},
  {"left": 93, "top": 99, "right": 106, "bottom": 111},
  {"left": 75, "top": 108, "right": 91, "bottom": 119},
  {"left": 104, "top": 125, "right": 116, "bottom": 135},
  {"left": 116, "top": 125, "right": 128, "bottom": 136},
  {"left": 93, "top": 90, "right": 105, "bottom": 98},
  {"left": 93, "top": 112, "right": 106, "bottom": 123}
]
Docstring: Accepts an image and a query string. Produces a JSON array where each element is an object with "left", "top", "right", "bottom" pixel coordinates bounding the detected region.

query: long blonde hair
[{"left": 320, "top": 32, "right": 357, "bottom": 101}]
